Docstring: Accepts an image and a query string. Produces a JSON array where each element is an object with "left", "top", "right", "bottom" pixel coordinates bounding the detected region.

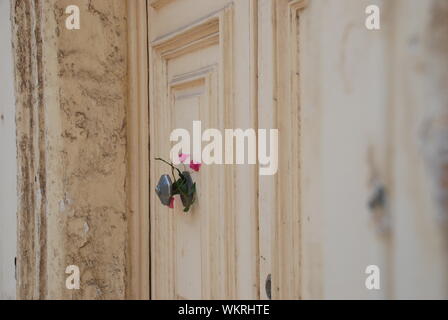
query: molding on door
[
  {"left": 258, "top": 0, "right": 308, "bottom": 300},
  {"left": 149, "top": 0, "right": 175, "bottom": 10},
  {"left": 276, "top": 0, "right": 307, "bottom": 299},
  {"left": 127, "top": 0, "right": 150, "bottom": 300}
]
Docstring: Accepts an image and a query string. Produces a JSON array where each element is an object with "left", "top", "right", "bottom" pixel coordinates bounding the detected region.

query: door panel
[{"left": 149, "top": 0, "right": 258, "bottom": 299}]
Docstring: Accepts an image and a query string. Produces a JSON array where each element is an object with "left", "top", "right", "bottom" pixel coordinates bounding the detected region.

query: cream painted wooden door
[{"left": 148, "top": 0, "right": 259, "bottom": 299}]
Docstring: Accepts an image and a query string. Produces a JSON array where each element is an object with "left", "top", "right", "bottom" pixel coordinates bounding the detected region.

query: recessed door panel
[{"left": 149, "top": 0, "right": 257, "bottom": 299}]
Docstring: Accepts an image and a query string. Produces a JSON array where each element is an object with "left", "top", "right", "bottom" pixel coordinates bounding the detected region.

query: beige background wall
[{"left": 0, "top": 0, "right": 17, "bottom": 300}]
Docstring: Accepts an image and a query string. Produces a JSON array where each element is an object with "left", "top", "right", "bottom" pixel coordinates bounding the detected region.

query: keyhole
[{"left": 265, "top": 273, "right": 272, "bottom": 300}]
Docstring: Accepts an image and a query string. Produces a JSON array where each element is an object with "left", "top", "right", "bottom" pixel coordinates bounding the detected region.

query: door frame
[{"left": 127, "top": 0, "right": 150, "bottom": 300}]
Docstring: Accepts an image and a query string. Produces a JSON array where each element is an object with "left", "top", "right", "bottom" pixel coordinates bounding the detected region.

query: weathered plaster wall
[
  {"left": 12, "top": 0, "right": 128, "bottom": 299},
  {"left": 0, "top": 0, "right": 17, "bottom": 300}
]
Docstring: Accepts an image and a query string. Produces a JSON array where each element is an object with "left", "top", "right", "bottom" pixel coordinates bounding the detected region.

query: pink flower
[
  {"left": 169, "top": 197, "right": 175, "bottom": 209},
  {"left": 189, "top": 161, "right": 202, "bottom": 172},
  {"left": 178, "top": 153, "right": 189, "bottom": 163}
]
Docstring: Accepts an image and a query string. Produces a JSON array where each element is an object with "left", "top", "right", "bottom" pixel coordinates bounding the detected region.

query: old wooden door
[{"left": 148, "top": 0, "right": 259, "bottom": 299}]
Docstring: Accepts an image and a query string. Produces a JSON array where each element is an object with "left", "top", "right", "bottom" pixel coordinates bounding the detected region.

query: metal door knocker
[{"left": 155, "top": 154, "right": 200, "bottom": 213}]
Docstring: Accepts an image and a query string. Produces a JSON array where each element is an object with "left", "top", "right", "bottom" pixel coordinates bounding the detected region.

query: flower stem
[{"left": 155, "top": 157, "right": 183, "bottom": 177}]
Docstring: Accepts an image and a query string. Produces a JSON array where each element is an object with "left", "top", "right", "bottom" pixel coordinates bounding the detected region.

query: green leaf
[{"left": 189, "top": 183, "right": 196, "bottom": 195}]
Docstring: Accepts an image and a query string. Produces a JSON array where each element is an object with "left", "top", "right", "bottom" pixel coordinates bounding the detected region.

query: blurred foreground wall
[{"left": 299, "top": 0, "right": 448, "bottom": 299}]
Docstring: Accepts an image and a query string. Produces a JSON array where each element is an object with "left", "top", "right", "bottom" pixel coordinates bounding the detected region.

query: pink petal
[
  {"left": 178, "top": 153, "right": 189, "bottom": 163},
  {"left": 169, "top": 197, "right": 175, "bottom": 209},
  {"left": 189, "top": 161, "right": 202, "bottom": 172}
]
